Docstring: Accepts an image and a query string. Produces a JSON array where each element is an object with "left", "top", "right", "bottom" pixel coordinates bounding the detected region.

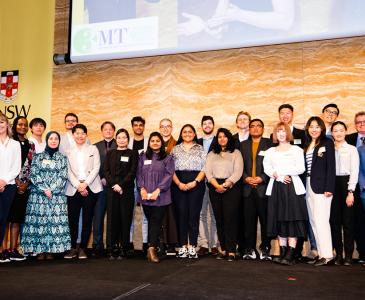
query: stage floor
[{"left": 1, "top": 254, "right": 364, "bottom": 299}]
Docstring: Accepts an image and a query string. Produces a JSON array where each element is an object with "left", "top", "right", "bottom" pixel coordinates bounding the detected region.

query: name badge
[
  {"left": 258, "top": 150, "right": 265, "bottom": 156},
  {"left": 294, "top": 139, "right": 301, "bottom": 145},
  {"left": 120, "top": 156, "right": 129, "bottom": 162},
  {"left": 42, "top": 159, "right": 51, "bottom": 165},
  {"left": 138, "top": 149, "right": 144, "bottom": 154},
  {"left": 144, "top": 160, "right": 152, "bottom": 165}
]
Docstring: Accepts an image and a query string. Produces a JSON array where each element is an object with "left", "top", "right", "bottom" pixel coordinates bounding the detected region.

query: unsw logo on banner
[{"left": 0, "top": 70, "right": 19, "bottom": 104}]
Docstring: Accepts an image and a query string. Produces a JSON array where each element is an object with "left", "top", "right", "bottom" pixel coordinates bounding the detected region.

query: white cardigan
[{"left": 263, "top": 145, "right": 306, "bottom": 196}]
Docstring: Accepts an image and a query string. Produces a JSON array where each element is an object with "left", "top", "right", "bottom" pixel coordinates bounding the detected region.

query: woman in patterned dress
[{"left": 21, "top": 131, "right": 71, "bottom": 260}]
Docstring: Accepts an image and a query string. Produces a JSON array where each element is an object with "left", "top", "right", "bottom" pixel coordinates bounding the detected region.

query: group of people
[{"left": 1, "top": 102, "right": 365, "bottom": 267}]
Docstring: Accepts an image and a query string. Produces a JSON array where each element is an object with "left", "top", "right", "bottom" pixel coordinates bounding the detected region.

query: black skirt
[
  {"left": 267, "top": 181, "right": 308, "bottom": 238},
  {"left": 8, "top": 190, "right": 29, "bottom": 223}
]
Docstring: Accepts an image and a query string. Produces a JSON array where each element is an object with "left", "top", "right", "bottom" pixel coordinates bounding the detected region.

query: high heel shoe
[{"left": 147, "top": 247, "right": 159, "bottom": 263}]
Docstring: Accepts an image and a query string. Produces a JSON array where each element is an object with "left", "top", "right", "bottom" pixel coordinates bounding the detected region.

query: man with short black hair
[
  {"left": 321, "top": 103, "right": 339, "bottom": 137},
  {"left": 241, "top": 119, "right": 272, "bottom": 260},
  {"left": 28, "top": 118, "right": 47, "bottom": 153},
  {"left": 128, "top": 116, "right": 148, "bottom": 252},
  {"left": 197, "top": 116, "right": 218, "bottom": 256},
  {"left": 93, "top": 121, "right": 117, "bottom": 257}
]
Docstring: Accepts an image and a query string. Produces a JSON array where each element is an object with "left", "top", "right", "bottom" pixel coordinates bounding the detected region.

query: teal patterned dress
[{"left": 21, "top": 151, "right": 71, "bottom": 253}]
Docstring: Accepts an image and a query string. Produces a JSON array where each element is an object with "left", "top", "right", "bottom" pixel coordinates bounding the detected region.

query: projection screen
[{"left": 70, "top": 0, "right": 365, "bottom": 63}]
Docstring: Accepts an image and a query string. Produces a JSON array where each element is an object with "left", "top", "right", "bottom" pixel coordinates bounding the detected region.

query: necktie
[{"left": 361, "top": 137, "right": 365, "bottom": 145}]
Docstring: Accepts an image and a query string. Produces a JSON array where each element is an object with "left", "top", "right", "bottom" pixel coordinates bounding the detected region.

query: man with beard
[
  {"left": 197, "top": 116, "right": 218, "bottom": 256},
  {"left": 128, "top": 116, "right": 148, "bottom": 253}
]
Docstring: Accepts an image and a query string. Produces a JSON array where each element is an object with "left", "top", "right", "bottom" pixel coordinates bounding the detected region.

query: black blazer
[
  {"left": 233, "top": 133, "right": 251, "bottom": 150},
  {"left": 94, "top": 139, "right": 117, "bottom": 179},
  {"left": 345, "top": 132, "right": 358, "bottom": 147},
  {"left": 270, "top": 127, "right": 305, "bottom": 149},
  {"left": 240, "top": 137, "right": 272, "bottom": 198},
  {"left": 197, "top": 136, "right": 217, "bottom": 153},
  {"left": 305, "top": 138, "right": 336, "bottom": 194},
  {"left": 104, "top": 148, "right": 138, "bottom": 191}
]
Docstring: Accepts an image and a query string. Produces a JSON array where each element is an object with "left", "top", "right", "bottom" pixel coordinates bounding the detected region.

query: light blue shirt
[{"left": 202, "top": 136, "right": 214, "bottom": 154}]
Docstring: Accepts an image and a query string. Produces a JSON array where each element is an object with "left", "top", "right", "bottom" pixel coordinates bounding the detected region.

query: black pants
[
  {"left": 161, "top": 203, "right": 178, "bottom": 245},
  {"left": 0, "top": 185, "right": 16, "bottom": 245},
  {"left": 209, "top": 181, "right": 240, "bottom": 253},
  {"left": 108, "top": 189, "right": 134, "bottom": 248},
  {"left": 67, "top": 189, "right": 98, "bottom": 249},
  {"left": 143, "top": 205, "right": 167, "bottom": 247},
  {"left": 244, "top": 188, "right": 270, "bottom": 251},
  {"left": 330, "top": 176, "right": 355, "bottom": 257},
  {"left": 354, "top": 184, "right": 365, "bottom": 258},
  {"left": 173, "top": 171, "right": 205, "bottom": 247}
]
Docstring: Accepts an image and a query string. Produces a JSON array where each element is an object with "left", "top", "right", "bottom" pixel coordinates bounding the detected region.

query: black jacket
[
  {"left": 305, "top": 137, "right": 336, "bottom": 194},
  {"left": 345, "top": 132, "right": 358, "bottom": 147},
  {"left": 240, "top": 137, "right": 272, "bottom": 198},
  {"left": 94, "top": 139, "right": 117, "bottom": 179}
]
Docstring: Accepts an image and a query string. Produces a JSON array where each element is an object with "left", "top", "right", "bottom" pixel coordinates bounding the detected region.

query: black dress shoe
[
  {"left": 344, "top": 257, "right": 353, "bottom": 266},
  {"left": 314, "top": 257, "right": 330, "bottom": 267},
  {"left": 334, "top": 255, "right": 344, "bottom": 266},
  {"left": 226, "top": 254, "right": 235, "bottom": 262},
  {"left": 306, "top": 256, "right": 319, "bottom": 265}
]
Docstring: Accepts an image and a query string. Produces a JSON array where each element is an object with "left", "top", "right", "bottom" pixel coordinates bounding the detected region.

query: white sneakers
[{"left": 177, "top": 245, "right": 198, "bottom": 259}]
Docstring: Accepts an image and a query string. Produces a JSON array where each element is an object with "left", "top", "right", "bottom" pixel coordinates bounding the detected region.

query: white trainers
[
  {"left": 177, "top": 246, "right": 188, "bottom": 258},
  {"left": 242, "top": 249, "right": 257, "bottom": 260},
  {"left": 188, "top": 246, "right": 198, "bottom": 259}
]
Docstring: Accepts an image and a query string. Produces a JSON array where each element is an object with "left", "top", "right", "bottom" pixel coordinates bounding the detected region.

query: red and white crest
[{"left": 0, "top": 70, "right": 19, "bottom": 104}]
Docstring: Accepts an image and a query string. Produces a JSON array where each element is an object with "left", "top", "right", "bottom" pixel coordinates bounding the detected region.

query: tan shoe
[
  {"left": 147, "top": 247, "right": 159, "bottom": 263},
  {"left": 78, "top": 248, "right": 87, "bottom": 259}
]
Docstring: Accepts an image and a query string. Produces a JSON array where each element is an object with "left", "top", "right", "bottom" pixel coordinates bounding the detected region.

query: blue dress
[{"left": 21, "top": 151, "right": 71, "bottom": 253}]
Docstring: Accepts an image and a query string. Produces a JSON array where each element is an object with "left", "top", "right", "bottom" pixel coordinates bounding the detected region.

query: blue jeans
[{"left": 93, "top": 189, "right": 106, "bottom": 249}]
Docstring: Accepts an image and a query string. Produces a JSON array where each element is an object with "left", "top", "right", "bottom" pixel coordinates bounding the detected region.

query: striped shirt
[{"left": 306, "top": 149, "right": 314, "bottom": 175}]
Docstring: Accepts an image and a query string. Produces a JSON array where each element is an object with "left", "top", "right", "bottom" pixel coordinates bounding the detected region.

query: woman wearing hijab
[{"left": 21, "top": 131, "right": 71, "bottom": 260}]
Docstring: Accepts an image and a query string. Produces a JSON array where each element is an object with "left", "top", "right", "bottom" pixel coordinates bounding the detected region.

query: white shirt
[
  {"left": 238, "top": 132, "right": 249, "bottom": 142},
  {"left": 0, "top": 137, "right": 22, "bottom": 185},
  {"left": 335, "top": 142, "right": 359, "bottom": 190},
  {"left": 75, "top": 145, "right": 87, "bottom": 181},
  {"left": 263, "top": 145, "right": 306, "bottom": 196},
  {"left": 28, "top": 136, "right": 46, "bottom": 154}
]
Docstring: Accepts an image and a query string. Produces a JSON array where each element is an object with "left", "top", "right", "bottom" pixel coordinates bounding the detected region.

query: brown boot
[{"left": 147, "top": 247, "right": 159, "bottom": 263}]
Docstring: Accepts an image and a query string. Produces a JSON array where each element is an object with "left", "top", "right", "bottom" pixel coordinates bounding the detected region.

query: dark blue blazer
[{"left": 305, "top": 137, "right": 336, "bottom": 194}]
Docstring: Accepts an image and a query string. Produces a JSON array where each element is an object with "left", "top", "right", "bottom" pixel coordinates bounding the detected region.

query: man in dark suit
[
  {"left": 346, "top": 111, "right": 365, "bottom": 263},
  {"left": 93, "top": 121, "right": 117, "bottom": 257},
  {"left": 270, "top": 103, "right": 305, "bottom": 148},
  {"left": 197, "top": 116, "right": 218, "bottom": 256},
  {"left": 241, "top": 119, "right": 272, "bottom": 260}
]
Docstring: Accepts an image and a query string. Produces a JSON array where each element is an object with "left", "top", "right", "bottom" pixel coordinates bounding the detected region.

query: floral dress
[{"left": 21, "top": 151, "right": 71, "bottom": 253}]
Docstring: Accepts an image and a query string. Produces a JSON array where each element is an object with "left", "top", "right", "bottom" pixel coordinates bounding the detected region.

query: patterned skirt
[{"left": 21, "top": 192, "right": 71, "bottom": 253}]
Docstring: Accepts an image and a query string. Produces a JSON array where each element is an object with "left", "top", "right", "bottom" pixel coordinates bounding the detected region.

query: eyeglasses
[
  {"left": 355, "top": 121, "right": 365, "bottom": 125},
  {"left": 249, "top": 125, "right": 263, "bottom": 128},
  {"left": 65, "top": 119, "right": 77, "bottom": 123},
  {"left": 160, "top": 125, "right": 172, "bottom": 129},
  {"left": 324, "top": 109, "right": 338, "bottom": 116}
]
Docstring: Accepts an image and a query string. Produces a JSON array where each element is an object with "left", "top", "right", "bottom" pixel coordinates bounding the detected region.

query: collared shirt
[
  {"left": 238, "top": 132, "right": 249, "bottom": 143},
  {"left": 335, "top": 142, "right": 359, "bottom": 190},
  {"left": 172, "top": 143, "right": 206, "bottom": 171},
  {"left": 202, "top": 135, "right": 214, "bottom": 153},
  {"left": 0, "top": 137, "right": 22, "bottom": 185},
  {"left": 28, "top": 136, "right": 46, "bottom": 154}
]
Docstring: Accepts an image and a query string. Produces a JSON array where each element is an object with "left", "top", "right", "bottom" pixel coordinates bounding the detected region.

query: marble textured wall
[{"left": 52, "top": 1, "right": 365, "bottom": 143}]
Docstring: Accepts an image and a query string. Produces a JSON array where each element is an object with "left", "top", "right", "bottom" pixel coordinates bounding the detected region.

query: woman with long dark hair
[
  {"left": 21, "top": 131, "right": 71, "bottom": 259},
  {"left": 104, "top": 128, "right": 138, "bottom": 260},
  {"left": 204, "top": 128, "right": 243, "bottom": 261},
  {"left": 330, "top": 121, "right": 359, "bottom": 266},
  {"left": 304, "top": 116, "right": 336, "bottom": 266},
  {"left": 172, "top": 124, "right": 206, "bottom": 259},
  {"left": 3, "top": 116, "right": 35, "bottom": 261},
  {"left": 137, "top": 132, "right": 175, "bottom": 263}
]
